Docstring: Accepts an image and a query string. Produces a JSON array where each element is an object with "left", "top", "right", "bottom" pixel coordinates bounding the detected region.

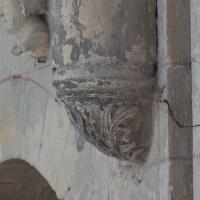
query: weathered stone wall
[{"left": 0, "top": 0, "right": 196, "bottom": 199}]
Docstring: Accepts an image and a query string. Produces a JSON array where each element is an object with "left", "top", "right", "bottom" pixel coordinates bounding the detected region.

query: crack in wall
[{"left": 157, "top": 98, "right": 200, "bottom": 128}]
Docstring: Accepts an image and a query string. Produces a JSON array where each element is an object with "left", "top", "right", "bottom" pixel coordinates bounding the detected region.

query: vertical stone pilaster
[{"left": 158, "top": 0, "right": 193, "bottom": 199}]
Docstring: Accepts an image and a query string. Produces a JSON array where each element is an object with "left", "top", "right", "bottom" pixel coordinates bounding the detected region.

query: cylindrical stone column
[{"left": 50, "top": 0, "right": 156, "bottom": 162}]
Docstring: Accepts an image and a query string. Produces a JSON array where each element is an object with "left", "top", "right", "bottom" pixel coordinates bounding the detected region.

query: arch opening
[{"left": 0, "top": 159, "right": 60, "bottom": 200}]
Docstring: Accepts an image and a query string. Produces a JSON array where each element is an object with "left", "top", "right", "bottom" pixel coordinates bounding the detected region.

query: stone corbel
[{"left": 51, "top": 0, "right": 157, "bottom": 162}]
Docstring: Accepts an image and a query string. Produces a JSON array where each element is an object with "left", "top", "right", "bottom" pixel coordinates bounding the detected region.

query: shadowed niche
[{"left": 0, "top": 159, "right": 59, "bottom": 200}]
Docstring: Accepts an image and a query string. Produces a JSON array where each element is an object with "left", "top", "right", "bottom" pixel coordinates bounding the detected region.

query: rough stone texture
[{"left": 0, "top": 159, "right": 58, "bottom": 200}]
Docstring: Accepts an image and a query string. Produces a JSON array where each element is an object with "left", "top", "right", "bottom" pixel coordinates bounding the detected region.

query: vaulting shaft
[{"left": 51, "top": 0, "right": 157, "bottom": 162}]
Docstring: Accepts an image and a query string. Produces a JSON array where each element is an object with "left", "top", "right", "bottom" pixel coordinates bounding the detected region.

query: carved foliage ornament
[
  {"left": 53, "top": 70, "right": 154, "bottom": 162},
  {"left": 51, "top": 0, "right": 156, "bottom": 162}
]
